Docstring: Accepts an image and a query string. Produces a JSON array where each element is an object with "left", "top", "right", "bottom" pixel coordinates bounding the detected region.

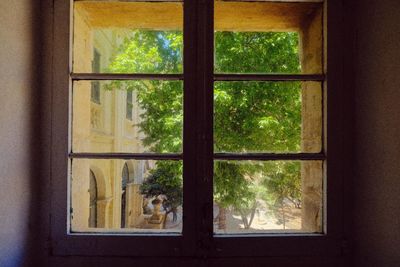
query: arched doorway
[
  {"left": 121, "top": 163, "right": 130, "bottom": 228},
  {"left": 89, "top": 170, "right": 98, "bottom": 228}
]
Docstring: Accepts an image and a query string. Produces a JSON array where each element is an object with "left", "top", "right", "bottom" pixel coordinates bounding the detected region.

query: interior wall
[
  {"left": 0, "top": 0, "right": 41, "bottom": 266},
  {"left": 1, "top": 0, "right": 400, "bottom": 266},
  {"left": 353, "top": 0, "right": 400, "bottom": 266}
]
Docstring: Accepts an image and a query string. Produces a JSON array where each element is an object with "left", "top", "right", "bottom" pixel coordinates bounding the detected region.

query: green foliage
[
  {"left": 262, "top": 162, "right": 302, "bottom": 208},
  {"left": 139, "top": 161, "right": 183, "bottom": 217},
  {"left": 213, "top": 32, "right": 302, "bottom": 227},
  {"left": 215, "top": 32, "right": 300, "bottom": 73},
  {"left": 214, "top": 31, "right": 301, "bottom": 154},
  {"left": 108, "top": 31, "right": 182, "bottom": 74},
  {"left": 214, "top": 81, "right": 301, "bottom": 153},
  {"left": 108, "top": 30, "right": 302, "bottom": 228},
  {"left": 106, "top": 30, "right": 183, "bottom": 153},
  {"left": 214, "top": 161, "right": 256, "bottom": 209}
]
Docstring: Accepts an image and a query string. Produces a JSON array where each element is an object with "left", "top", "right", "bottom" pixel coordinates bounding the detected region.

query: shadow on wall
[
  {"left": 24, "top": 0, "right": 48, "bottom": 265},
  {"left": 0, "top": 0, "right": 48, "bottom": 267},
  {"left": 0, "top": 0, "right": 45, "bottom": 266}
]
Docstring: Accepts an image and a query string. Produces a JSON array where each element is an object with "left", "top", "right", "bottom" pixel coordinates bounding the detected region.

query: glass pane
[
  {"left": 214, "top": 1, "right": 323, "bottom": 74},
  {"left": 214, "top": 81, "right": 322, "bottom": 153},
  {"left": 72, "top": 80, "right": 183, "bottom": 153},
  {"left": 213, "top": 160, "right": 323, "bottom": 234},
  {"left": 73, "top": 1, "right": 183, "bottom": 73},
  {"left": 71, "top": 159, "right": 183, "bottom": 233}
]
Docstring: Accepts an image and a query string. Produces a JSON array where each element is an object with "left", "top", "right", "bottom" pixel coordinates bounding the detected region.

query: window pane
[
  {"left": 214, "top": 81, "right": 322, "bottom": 153},
  {"left": 72, "top": 80, "right": 183, "bottom": 153},
  {"left": 71, "top": 159, "right": 183, "bottom": 233},
  {"left": 73, "top": 1, "right": 183, "bottom": 73},
  {"left": 213, "top": 160, "right": 323, "bottom": 234},
  {"left": 214, "top": 1, "right": 323, "bottom": 74}
]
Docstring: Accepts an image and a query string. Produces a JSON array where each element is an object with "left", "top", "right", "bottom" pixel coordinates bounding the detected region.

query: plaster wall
[
  {"left": 353, "top": 0, "right": 400, "bottom": 266},
  {"left": 2, "top": 0, "right": 400, "bottom": 266},
  {"left": 0, "top": 0, "right": 39, "bottom": 266}
]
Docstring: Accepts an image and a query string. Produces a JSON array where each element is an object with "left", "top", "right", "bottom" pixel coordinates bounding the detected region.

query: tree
[
  {"left": 107, "top": 31, "right": 184, "bottom": 226},
  {"left": 107, "top": 30, "right": 302, "bottom": 229},
  {"left": 139, "top": 161, "right": 182, "bottom": 223},
  {"left": 261, "top": 161, "right": 302, "bottom": 229},
  {"left": 213, "top": 32, "right": 301, "bottom": 229}
]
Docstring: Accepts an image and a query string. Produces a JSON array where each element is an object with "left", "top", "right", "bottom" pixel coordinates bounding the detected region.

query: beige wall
[{"left": 0, "top": 0, "right": 40, "bottom": 266}]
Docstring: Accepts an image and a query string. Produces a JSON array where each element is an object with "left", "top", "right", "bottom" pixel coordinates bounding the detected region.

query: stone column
[
  {"left": 97, "top": 197, "right": 112, "bottom": 228},
  {"left": 126, "top": 183, "right": 144, "bottom": 228}
]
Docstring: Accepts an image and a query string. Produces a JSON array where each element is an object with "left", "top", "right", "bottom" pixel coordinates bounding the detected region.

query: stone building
[{"left": 71, "top": 9, "right": 152, "bottom": 230}]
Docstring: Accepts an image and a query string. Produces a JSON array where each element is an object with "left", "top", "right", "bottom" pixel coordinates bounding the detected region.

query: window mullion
[
  {"left": 182, "top": 0, "right": 200, "bottom": 256},
  {"left": 192, "top": 0, "right": 215, "bottom": 257}
]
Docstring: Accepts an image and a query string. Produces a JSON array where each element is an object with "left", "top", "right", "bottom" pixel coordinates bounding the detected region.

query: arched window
[
  {"left": 126, "top": 90, "right": 133, "bottom": 120},
  {"left": 89, "top": 170, "right": 98, "bottom": 228},
  {"left": 121, "top": 163, "right": 130, "bottom": 228}
]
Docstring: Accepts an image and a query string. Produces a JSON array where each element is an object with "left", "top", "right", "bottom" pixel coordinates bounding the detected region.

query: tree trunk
[
  {"left": 281, "top": 201, "right": 286, "bottom": 230},
  {"left": 239, "top": 210, "right": 249, "bottom": 229},
  {"left": 218, "top": 206, "right": 226, "bottom": 230},
  {"left": 248, "top": 207, "right": 256, "bottom": 228}
]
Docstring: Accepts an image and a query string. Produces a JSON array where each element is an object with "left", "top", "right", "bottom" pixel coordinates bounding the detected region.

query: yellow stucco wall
[{"left": 71, "top": 7, "right": 147, "bottom": 231}]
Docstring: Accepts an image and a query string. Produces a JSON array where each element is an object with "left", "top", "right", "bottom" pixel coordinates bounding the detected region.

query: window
[
  {"left": 126, "top": 90, "right": 133, "bottom": 120},
  {"left": 91, "top": 49, "right": 101, "bottom": 104},
  {"left": 51, "top": 0, "right": 346, "bottom": 258},
  {"left": 88, "top": 170, "right": 98, "bottom": 228},
  {"left": 121, "top": 163, "right": 129, "bottom": 228}
]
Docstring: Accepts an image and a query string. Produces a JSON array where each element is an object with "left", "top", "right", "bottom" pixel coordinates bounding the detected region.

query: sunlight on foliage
[{"left": 107, "top": 30, "right": 302, "bottom": 229}]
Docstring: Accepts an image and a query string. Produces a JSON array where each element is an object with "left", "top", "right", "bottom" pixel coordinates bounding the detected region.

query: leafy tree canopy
[
  {"left": 108, "top": 30, "right": 303, "bottom": 227},
  {"left": 140, "top": 161, "right": 182, "bottom": 219}
]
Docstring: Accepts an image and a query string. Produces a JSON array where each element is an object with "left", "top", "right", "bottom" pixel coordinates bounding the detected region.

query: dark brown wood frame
[{"left": 51, "top": 0, "right": 347, "bottom": 259}]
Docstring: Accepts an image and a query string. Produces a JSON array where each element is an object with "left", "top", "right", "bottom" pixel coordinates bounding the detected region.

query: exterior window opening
[
  {"left": 121, "top": 163, "right": 129, "bottom": 228},
  {"left": 89, "top": 170, "right": 98, "bottom": 228}
]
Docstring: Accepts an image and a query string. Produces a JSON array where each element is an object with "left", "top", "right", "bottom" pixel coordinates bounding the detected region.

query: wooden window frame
[{"left": 50, "top": 0, "right": 348, "bottom": 259}]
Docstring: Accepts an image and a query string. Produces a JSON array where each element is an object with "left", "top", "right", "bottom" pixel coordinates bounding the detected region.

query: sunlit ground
[
  {"left": 213, "top": 200, "right": 302, "bottom": 234},
  {"left": 159, "top": 202, "right": 302, "bottom": 233}
]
